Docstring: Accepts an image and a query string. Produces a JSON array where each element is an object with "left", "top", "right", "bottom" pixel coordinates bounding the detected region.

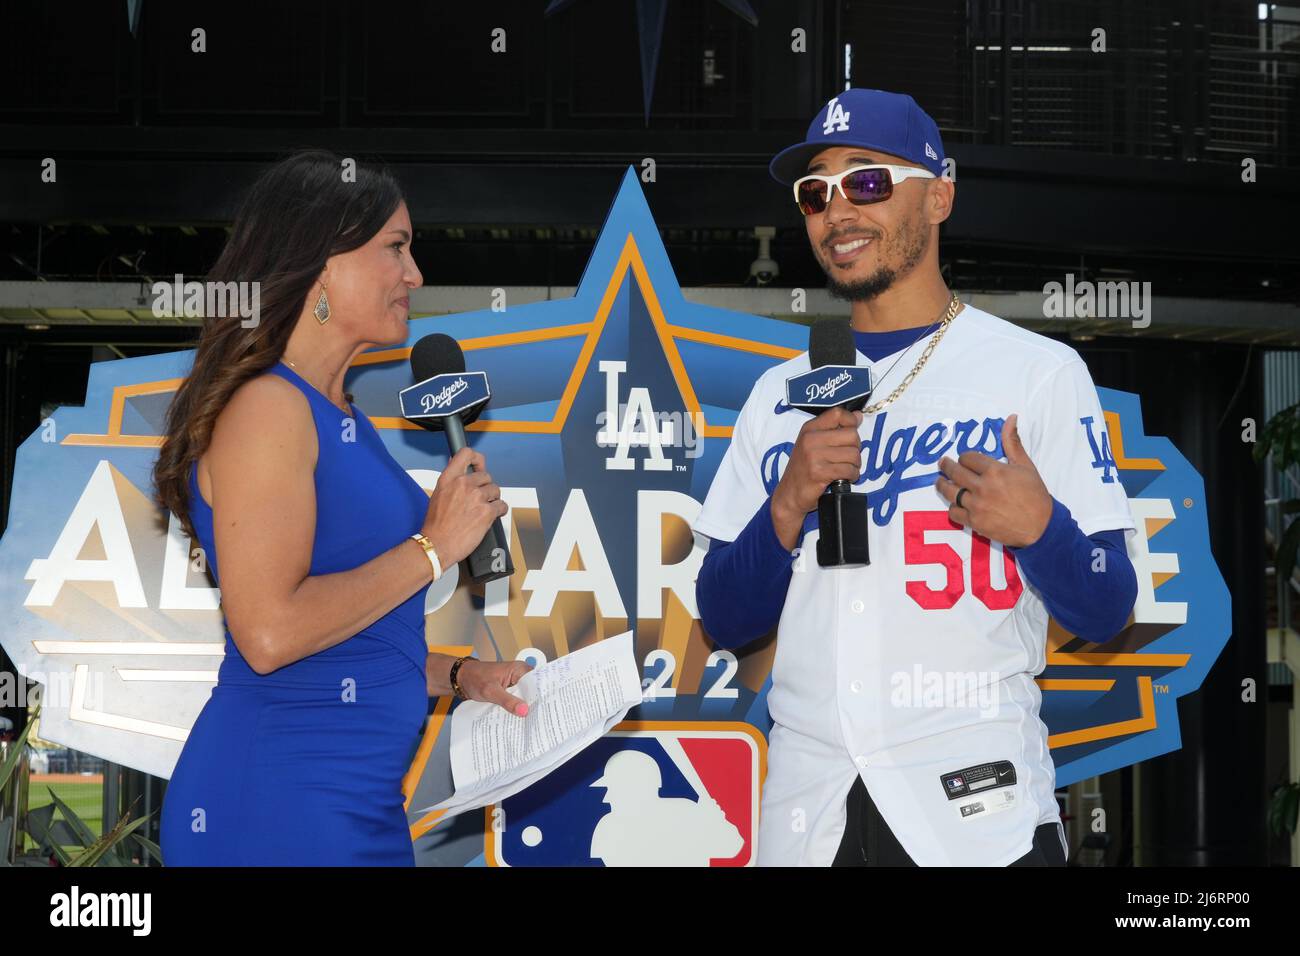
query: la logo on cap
[{"left": 822, "top": 96, "right": 850, "bottom": 135}]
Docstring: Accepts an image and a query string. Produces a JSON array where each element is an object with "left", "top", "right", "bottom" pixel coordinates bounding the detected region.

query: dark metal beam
[{"left": 2, "top": 138, "right": 1294, "bottom": 264}]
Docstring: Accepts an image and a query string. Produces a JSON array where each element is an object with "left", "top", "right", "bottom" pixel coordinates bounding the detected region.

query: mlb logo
[
  {"left": 486, "top": 722, "right": 763, "bottom": 866},
  {"left": 947, "top": 776, "right": 964, "bottom": 790}
]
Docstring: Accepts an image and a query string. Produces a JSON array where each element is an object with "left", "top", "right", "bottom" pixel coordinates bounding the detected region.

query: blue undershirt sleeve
[
  {"left": 698, "top": 490, "right": 1134, "bottom": 646},
  {"left": 696, "top": 495, "right": 796, "bottom": 649},
  {"left": 1011, "top": 497, "right": 1137, "bottom": 643}
]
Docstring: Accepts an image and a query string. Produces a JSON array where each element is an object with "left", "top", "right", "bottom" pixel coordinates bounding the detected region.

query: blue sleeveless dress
[{"left": 160, "top": 360, "right": 433, "bottom": 866}]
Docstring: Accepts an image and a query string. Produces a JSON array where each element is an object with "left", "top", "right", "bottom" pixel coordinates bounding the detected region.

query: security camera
[{"left": 750, "top": 226, "right": 779, "bottom": 286}]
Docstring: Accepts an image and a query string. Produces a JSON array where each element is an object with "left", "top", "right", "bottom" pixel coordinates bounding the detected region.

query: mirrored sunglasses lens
[
  {"left": 796, "top": 180, "right": 829, "bottom": 214},
  {"left": 842, "top": 168, "right": 892, "bottom": 203},
  {"left": 795, "top": 180, "right": 826, "bottom": 214}
]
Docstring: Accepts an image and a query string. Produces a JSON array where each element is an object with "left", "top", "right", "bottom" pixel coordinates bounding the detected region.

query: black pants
[{"left": 832, "top": 775, "right": 1067, "bottom": 866}]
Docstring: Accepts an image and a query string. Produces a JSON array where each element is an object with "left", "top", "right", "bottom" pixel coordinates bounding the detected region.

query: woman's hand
[
  {"left": 421, "top": 446, "right": 508, "bottom": 567},
  {"left": 457, "top": 659, "right": 533, "bottom": 717}
]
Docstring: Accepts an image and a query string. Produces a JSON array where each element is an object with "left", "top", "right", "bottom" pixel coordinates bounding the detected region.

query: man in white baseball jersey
[{"left": 693, "top": 89, "right": 1139, "bottom": 866}]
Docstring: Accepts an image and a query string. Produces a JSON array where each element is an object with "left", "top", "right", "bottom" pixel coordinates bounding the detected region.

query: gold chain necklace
[
  {"left": 281, "top": 357, "right": 351, "bottom": 414},
  {"left": 859, "top": 293, "right": 961, "bottom": 416}
]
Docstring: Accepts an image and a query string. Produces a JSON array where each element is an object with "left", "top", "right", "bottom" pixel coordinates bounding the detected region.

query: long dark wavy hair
[{"left": 153, "top": 149, "right": 405, "bottom": 543}]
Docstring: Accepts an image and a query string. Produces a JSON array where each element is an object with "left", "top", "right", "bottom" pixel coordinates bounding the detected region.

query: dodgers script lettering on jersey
[
  {"left": 692, "top": 304, "right": 1137, "bottom": 866},
  {"left": 761, "top": 409, "right": 1006, "bottom": 526}
]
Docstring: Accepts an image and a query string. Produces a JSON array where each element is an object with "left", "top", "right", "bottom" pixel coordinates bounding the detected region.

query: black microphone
[
  {"left": 402, "top": 333, "right": 514, "bottom": 585},
  {"left": 803, "top": 319, "right": 871, "bottom": 568}
]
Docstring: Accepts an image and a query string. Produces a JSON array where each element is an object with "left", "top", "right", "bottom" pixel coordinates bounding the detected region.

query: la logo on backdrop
[{"left": 0, "top": 168, "right": 1230, "bottom": 866}]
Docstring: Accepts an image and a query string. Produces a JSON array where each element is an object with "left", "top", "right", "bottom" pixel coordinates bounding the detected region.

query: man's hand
[
  {"left": 771, "top": 406, "right": 864, "bottom": 550},
  {"left": 935, "top": 414, "right": 1053, "bottom": 548}
]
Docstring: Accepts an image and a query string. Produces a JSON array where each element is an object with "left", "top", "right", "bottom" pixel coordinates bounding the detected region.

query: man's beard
[
  {"left": 825, "top": 265, "right": 897, "bottom": 302},
  {"left": 822, "top": 218, "right": 928, "bottom": 302}
]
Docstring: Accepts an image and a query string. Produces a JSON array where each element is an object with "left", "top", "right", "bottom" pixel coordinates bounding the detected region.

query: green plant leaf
[
  {"left": 1282, "top": 786, "right": 1300, "bottom": 837},
  {"left": 45, "top": 789, "right": 97, "bottom": 849},
  {"left": 21, "top": 802, "right": 79, "bottom": 864},
  {"left": 21, "top": 801, "right": 55, "bottom": 844},
  {"left": 130, "top": 831, "right": 162, "bottom": 862},
  {"left": 69, "top": 814, "right": 150, "bottom": 868},
  {"left": 1268, "top": 794, "right": 1281, "bottom": 837},
  {"left": 1268, "top": 782, "right": 1300, "bottom": 836},
  {"left": 49, "top": 843, "right": 75, "bottom": 866},
  {"left": 0, "top": 709, "right": 39, "bottom": 791},
  {"left": 1258, "top": 402, "right": 1300, "bottom": 471}
]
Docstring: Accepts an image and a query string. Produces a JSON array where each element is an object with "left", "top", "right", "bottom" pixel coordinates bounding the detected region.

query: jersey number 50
[{"left": 903, "top": 510, "right": 1023, "bottom": 611}]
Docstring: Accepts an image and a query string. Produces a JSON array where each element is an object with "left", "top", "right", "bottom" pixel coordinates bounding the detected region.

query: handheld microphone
[
  {"left": 400, "top": 333, "right": 514, "bottom": 585},
  {"left": 785, "top": 320, "right": 872, "bottom": 568}
]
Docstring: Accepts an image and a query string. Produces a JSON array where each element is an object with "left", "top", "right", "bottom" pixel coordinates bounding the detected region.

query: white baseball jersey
[{"left": 693, "top": 303, "right": 1136, "bottom": 866}]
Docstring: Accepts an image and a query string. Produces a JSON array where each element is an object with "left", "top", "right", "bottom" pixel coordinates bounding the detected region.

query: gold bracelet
[
  {"left": 449, "top": 655, "right": 473, "bottom": 700},
  {"left": 409, "top": 532, "right": 442, "bottom": 582}
]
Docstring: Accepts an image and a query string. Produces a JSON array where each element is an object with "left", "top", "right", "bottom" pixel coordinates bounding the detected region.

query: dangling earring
[{"left": 313, "top": 278, "right": 331, "bottom": 324}]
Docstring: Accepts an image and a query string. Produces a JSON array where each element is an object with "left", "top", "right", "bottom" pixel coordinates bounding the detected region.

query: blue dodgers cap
[{"left": 769, "top": 88, "right": 946, "bottom": 185}]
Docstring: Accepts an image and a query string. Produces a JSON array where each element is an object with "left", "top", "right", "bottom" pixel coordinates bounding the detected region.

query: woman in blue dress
[{"left": 152, "top": 150, "right": 530, "bottom": 866}]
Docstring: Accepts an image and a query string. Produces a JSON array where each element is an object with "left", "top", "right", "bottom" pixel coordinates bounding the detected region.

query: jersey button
[
  {"left": 850, "top": 599, "right": 864, "bottom": 613},
  {"left": 850, "top": 680, "right": 862, "bottom": 694},
  {"left": 855, "top": 755, "right": 868, "bottom": 769}
]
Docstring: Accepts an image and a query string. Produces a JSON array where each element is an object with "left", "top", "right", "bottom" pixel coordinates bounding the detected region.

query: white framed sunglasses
[{"left": 792, "top": 163, "right": 937, "bottom": 215}]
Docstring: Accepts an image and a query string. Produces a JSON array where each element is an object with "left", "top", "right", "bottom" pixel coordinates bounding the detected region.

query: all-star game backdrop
[{"left": 0, "top": 168, "right": 1230, "bottom": 866}]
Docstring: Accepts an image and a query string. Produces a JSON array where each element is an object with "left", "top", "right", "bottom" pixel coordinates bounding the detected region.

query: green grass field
[{"left": 21, "top": 777, "right": 104, "bottom": 855}]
